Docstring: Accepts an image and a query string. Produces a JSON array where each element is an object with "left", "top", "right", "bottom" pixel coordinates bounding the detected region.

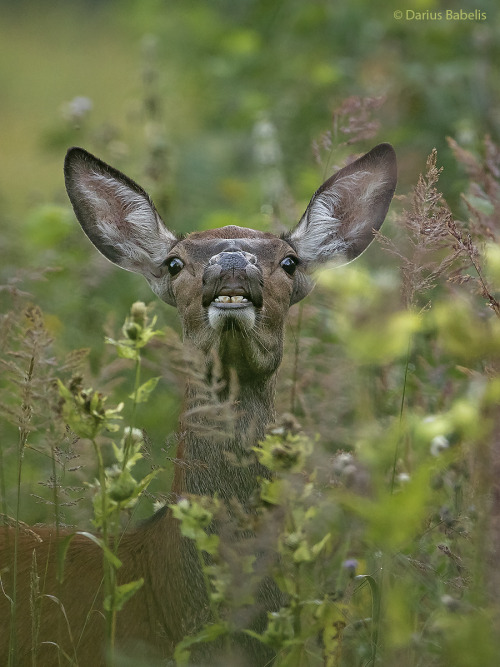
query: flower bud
[
  {"left": 109, "top": 470, "right": 136, "bottom": 502},
  {"left": 131, "top": 301, "right": 147, "bottom": 325}
]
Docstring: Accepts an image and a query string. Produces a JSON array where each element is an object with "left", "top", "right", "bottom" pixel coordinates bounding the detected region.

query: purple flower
[{"left": 343, "top": 559, "right": 358, "bottom": 576}]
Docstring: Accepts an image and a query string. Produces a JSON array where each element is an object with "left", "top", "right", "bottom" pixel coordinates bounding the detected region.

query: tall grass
[{"left": 2, "top": 123, "right": 500, "bottom": 664}]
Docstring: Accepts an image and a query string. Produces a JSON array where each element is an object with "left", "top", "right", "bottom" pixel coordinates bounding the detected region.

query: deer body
[{"left": 0, "top": 143, "right": 396, "bottom": 665}]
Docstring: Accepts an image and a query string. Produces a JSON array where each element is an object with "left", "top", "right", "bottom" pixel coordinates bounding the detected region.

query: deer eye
[
  {"left": 165, "top": 257, "right": 184, "bottom": 276},
  {"left": 280, "top": 256, "right": 298, "bottom": 276}
]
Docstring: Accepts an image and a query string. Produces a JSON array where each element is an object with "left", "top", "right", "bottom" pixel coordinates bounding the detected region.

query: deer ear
[
  {"left": 64, "top": 147, "right": 177, "bottom": 278},
  {"left": 287, "top": 143, "right": 397, "bottom": 268}
]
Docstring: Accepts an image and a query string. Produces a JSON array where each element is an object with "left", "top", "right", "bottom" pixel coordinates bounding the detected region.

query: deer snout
[{"left": 202, "top": 251, "right": 263, "bottom": 309}]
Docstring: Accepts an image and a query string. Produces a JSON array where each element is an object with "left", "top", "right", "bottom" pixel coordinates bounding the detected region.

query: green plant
[
  {"left": 2, "top": 124, "right": 500, "bottom": 665},
  {"left": 55, "top": 302, "right": 163, "bottom": 661}
]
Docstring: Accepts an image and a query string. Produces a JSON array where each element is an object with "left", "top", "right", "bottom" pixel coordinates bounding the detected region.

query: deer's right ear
[{"left": 64, "top": 147, "right": 177, "bottom": 279}]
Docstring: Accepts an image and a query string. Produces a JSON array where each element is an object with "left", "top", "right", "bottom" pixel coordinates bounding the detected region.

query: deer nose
[{"left": 208, "top": 250, "right": 257, "bottom": 270}]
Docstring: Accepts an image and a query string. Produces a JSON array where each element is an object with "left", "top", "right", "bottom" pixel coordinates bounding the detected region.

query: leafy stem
[{"left": 56, "top": 302, "right": 163, "bottom": 660}]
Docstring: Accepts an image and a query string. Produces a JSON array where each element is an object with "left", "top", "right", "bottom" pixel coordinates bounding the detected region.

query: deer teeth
[{"left": 214, "top": 295, "right": 249, "bottom": 303}]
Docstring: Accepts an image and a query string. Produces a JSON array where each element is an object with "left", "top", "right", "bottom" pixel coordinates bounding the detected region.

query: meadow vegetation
[
  {"left": 1, "top": 1, "right": 500, "bottom": 664},
  {"left": 2, "top": 118, "right": 500, "bottom": 665}
]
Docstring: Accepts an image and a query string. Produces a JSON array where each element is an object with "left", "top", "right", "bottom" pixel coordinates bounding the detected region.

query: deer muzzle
[{"left": 201, "top": 251, "right": 264, "bottom": 309}]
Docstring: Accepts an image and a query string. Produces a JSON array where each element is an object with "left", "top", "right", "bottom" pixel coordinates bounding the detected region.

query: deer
[{"left": 0, "top": 142, "right": 397, "bottom": 666}]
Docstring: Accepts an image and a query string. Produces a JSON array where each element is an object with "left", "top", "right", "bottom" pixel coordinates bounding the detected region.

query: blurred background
[{"left": 1, "top": 0, "right": 499, "bottom": 521}]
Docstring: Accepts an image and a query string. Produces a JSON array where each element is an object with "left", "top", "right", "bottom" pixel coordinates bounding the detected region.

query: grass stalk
[{"left": 8, "top": 354, "right": 35, "bottom": 666}]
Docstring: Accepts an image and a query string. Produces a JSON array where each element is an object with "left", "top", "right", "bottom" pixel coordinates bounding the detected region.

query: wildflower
[
  {"left": 430, "top": 435, "right": 450, "bottom": 457},
  {"left": 441, "top": 594, "right": 461, "bottom": 612},
  {"left": 342, "top": 559, "right": 359, "bottom": 577},
  {"left": 61, "top": 96, "right": 93, "bottom": 124},
  {"left": 123, "top": 427, "right": 144, "bottom": 447}
]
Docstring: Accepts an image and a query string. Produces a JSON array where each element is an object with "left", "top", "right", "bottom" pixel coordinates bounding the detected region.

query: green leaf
[
  {"left": 130, "top": 376, "right": 160, "bottom": 403},
  {"left": 355, "top": 574, "right": 380, "bottom": 663},
  {"left": 260, "top": 478, "right": 285, "bottom": 505},
  {"left": 293, "top": 540, "right": 311, "bottom": 563},
  {"left": 174, "top": 622, "right": 229, "bottom": 665},
  {"left": 197, "top": 532, "right": 220, "bottom": 555},
  {"left": 116, "top": 343, "right": 139, "bottom": 360},
  {"left": 56, "top": 378, "right": 72, "bottom": 401},
  {"left": 56, "top": 533, "right": 77, "bottom": 583},
  {"left": 311, "top": 533, "right": 331, "bottom": 558},
  {"left": 117, "top": 469, "right": 162, "bottom": 508},
  {"left": 321, "top": 602, "right": 349, "bottom": 667},
  {"left": 103, "top": 578, "right": 144, "bottom": 612},
  {"left": 76, "top": 531, "right": 122, "bottom": 569},
  {"left": 242, "top": 555, "right": 256, "bottom": 574}
]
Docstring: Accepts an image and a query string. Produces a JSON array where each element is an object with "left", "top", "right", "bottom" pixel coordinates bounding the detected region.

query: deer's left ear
[{"left": 287, "top": 143, "right": 397, "bottom": 268}]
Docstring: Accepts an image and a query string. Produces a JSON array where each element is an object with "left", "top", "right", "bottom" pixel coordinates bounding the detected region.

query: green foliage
[
  {"left": 106, "top": 301, "right": 164, "bottom": 362},
  {"left": 171, "top": 497, "right": 220, "bottom": 556},
  {"left": 57, "top": 379, "right": 124, "bottom": 440},
  {"left": 2, "top": 138, "right": 500, "bottom": 664},
  {"left": 53, "top": 303, "right": 163, "bottom": 657},
  {"left": 1, "top": 3, "right": 500, "bottom": 660}
]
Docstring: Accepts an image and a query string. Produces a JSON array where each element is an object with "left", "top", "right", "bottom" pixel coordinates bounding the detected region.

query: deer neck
[{"left": 173, "top": 360, "right": 277, "bottom": 506}]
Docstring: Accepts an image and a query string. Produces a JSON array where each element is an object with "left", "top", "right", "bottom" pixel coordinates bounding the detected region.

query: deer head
[{"left": 64, "top": 143, "right": 397, "bottom": 387}]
